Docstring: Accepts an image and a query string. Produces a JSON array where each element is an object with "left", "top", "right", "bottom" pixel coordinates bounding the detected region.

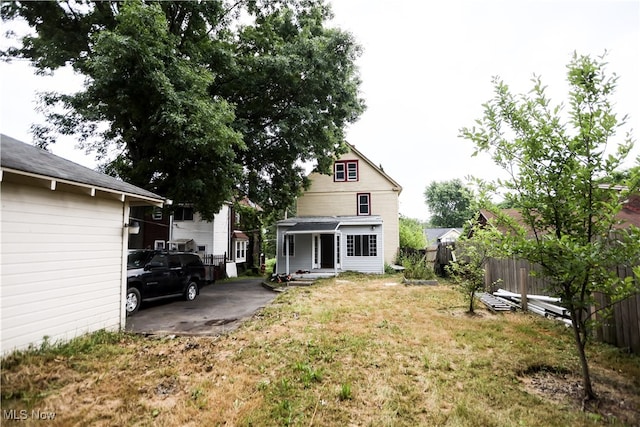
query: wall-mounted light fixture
[{"left": 125, "top": 220, "right": 140, "bottom": 235}]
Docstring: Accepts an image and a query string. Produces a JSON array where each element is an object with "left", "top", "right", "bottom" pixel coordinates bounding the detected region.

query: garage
[{"left": 1, "top": 135, "right": 164, "bottom": 356}]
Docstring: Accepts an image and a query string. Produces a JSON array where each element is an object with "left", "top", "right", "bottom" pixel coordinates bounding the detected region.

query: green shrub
[{"left": 400, "top": 254, "right": 436, "bottom": 280}]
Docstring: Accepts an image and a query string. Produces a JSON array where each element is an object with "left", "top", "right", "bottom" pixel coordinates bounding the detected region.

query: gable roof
[
  {"left": 1, "top": 134, "right": 164, "bottom": 204},
  {"left": 479, "top": 198, "right": 640, "bottom": 235},
  {"left": 347, "top": 143, "right": 403, "bottom": 194},
  {"left": 425, "top": 228, "right": 463, "bottom": 244}
]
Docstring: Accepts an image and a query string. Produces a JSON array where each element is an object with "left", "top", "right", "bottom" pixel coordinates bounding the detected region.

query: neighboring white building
[
  {"left": 1, "top": 135, "right": 164, "bottom": 356},
  {"left": 168, "top": 198, "right": 260, "bottom": 277},
  {"left": 424, "top": 228, "right": 463, "bottom": 248},
  {"left": 170, "top": 203, "right": 232, "bottom": 256}
]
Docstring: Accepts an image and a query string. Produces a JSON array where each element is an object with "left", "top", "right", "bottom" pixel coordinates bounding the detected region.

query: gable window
[
  {"left": 357, "top": 193, "right": 371, "bottom": 215},
  {"left": 174, "top": 206, "right": 194, "bottom": 221},
  {"left": 346, "top": 234, "right": 377, "bottom": 257},
  {"left": 282, "top": 235, "right": 295, "bottom": 257},
  {"left": 334, "top": 160, "right": 358, "bottom": 182}
]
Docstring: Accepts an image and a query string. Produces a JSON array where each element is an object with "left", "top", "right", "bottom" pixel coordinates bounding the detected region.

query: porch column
[
  {"left": 334, "top": 232, "right": 338, "bottom": 276},
  {"left": 285, "top": 233, "right": 290, "bottom": 274}
]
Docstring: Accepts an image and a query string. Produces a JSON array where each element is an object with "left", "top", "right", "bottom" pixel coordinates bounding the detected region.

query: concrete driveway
[{"left": 125, "top": 278, "right": 278, "bottom": 336}]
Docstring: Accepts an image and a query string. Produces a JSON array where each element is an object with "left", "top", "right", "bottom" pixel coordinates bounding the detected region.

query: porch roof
[
  {"left": 279, "top": 215, "right": 383, "bottom": 235},
  {"left": 284, "top": 221, "right": 340, "bottom": 234}
]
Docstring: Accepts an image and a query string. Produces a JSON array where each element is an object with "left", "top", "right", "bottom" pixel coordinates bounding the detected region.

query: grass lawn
[{"left": 2, "top": 274, "right": 639, "bottom": 426}]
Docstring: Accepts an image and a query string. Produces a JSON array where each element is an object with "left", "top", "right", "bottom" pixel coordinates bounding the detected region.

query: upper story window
[
  {"left": 357, "top": 193, "right": 371, "bottom": 215},
  {"left": 152, "top": 207, "right": 163, "bottom": 221},
  {"left": 334, "top": 160, "right": 358, "bottom": 182},
  {"left": 174, "top": 206, "right": 194, "bottom": 221}
]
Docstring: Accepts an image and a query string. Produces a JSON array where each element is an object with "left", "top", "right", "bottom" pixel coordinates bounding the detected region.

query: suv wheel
[
  {"left": 126, "top": 288, "right": 141, "bottom": 315},
  {"left": 184, "top": 281, "right": 198, "bottom": 301}
]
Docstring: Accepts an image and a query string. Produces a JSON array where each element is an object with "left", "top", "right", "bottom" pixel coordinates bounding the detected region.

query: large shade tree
[
  {"left": 460, "top": 53, "right": 640, "bottom": 402},
  {"left": 1, "top": 0, "right": 365, "bottom": 219},
  {"left": 424, "top": 179, "right": 475, "bottom": 227}
]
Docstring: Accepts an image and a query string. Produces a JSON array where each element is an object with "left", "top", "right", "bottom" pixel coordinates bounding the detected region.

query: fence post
[
  {"left": 484, "top": 262, "right": 491, "bottom": 291},
  {"left": 519, "top": 267, "right": 528, "bottom": 312}
]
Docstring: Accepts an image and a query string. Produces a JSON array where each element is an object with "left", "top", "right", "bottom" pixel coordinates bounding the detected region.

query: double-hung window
[
  {"left": 334, "top": 160, "right": 358, "bottom": 182},
  {"left": 357, "top": 193, "right": 371, "bottom": 215}
]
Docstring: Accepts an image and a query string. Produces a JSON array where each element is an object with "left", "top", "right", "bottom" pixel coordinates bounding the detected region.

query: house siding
[
  {"left": 277, "top": 233, "right": 314, "bottom": 273},
  {"left": 171, "top": 205, "right": 229, "bottom": 256},
  {"left": 173, "top": 211, "right": 213, "bottom": 253},
  {"left": 1, "top": 181, "right": 124, "bottom": 355},
  {"left": 297, "top": 169, "right": 400, "bottom": 265},
  {"left": 213, "top": 204, "right": 230, "bottom": 255},
  {"left": 339, "top": 225, "right": 384, "bottom": 274}
]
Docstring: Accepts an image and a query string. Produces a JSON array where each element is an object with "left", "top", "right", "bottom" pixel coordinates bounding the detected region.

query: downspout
[{"left": 119, "top": 200, "right": 131, "bottom": 329}]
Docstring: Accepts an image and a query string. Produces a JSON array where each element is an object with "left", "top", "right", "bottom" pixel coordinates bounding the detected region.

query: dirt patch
[{"left": 519, "top": 364, "right": 640, "bottom": 425}]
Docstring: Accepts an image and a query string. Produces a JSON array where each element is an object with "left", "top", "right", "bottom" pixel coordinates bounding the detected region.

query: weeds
[
  {"left": 399, "top": 253, "right": 436, "bottom": 280},
  {"left": 338, "top": 383, "right": 352, "bottom": 401},
  {"left": 1, "top": 279, "right": 638, "bottom": 426}
]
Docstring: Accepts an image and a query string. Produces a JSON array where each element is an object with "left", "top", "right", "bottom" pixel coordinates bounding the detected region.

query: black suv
[{"left": 126, "top": 250, "right": 207, "bottom": 315}]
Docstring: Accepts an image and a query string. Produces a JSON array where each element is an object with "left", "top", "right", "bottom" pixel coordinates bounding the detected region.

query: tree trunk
[
  {"left": 469, "top": 291, "right": 475, "bottom": 313},
  {"left": 570, "top": 310, "right": 596, "bottom": 402}
]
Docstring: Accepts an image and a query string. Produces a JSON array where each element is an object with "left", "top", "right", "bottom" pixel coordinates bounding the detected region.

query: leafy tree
[
  {"left": 447, "top": 224, "right": 503, "bottom": 313},
  {"left": 460, "top": 52, "right": 640, "bottom": 402},
  {"left": 424, "top": 179, "right": 474, "bottom": 227},
  {"left": 1, "top": 0, "right": 365, "bottom": 219},
  {"left": 399, "top": 216, "right": 426, "bottom": 249}
]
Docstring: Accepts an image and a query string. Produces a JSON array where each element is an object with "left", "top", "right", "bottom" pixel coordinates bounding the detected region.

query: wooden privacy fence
[{"left": 484, "top": 257, "right": 640, "bottom": 355}]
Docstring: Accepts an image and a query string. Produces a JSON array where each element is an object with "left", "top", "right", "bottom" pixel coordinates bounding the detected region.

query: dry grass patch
[{"left": 2, "top": 274, "right": 639, "bottom": 426}]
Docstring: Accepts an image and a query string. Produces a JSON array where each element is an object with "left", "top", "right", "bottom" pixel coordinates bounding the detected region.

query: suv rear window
[
  {"left": 180, "top": 254, "right": 203, "bottom": 267},
  {"left": 128, "top": 251, "right": 153, "bottom": 268}
]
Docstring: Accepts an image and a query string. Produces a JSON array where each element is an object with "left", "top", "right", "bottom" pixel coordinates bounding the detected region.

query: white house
[
  {"left": 1, "top": 135, "right": 164, "bottom": 356},
  {"left": 424, "top": 228, "right": 463, "bottom": 247},
  {"left": 170, "top": 203, "right": 232, "bottom": 256},
  {"left": 169, "top": 197, "right": 261, "bottom": 276}
]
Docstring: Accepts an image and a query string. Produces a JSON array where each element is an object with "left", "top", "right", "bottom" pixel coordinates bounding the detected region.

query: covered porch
[
  {"left": 282, "top": 220, "right": 342, "bottom": 276},
  {"left": 276, "top": 215, "right": 385, "bottom": 276}
]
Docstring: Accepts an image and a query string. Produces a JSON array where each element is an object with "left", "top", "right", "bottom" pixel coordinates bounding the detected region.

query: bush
[
  {"left": 400, "top": 254, "right": 436, "bottom": 280},
  {"left": 264, "top": 258, "right": 277, "bottom": 276}
]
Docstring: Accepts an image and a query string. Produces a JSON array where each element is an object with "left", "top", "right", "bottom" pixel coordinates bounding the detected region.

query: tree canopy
[
  {"left": 423, "top": 179, "right": 474, "bottom": 227},
  {"left": 1, "top": 0, "right": 365, "bottom": 219},
  {"left": 399, "top": 216, "right": 426, "bottom": 250},
  {"left": 460, "top": 52, "right": 640, "bottom": 401}
]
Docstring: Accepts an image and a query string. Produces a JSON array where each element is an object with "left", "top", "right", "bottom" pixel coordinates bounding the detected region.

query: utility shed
[{"left": 0, "top": 135, "right": 164, "bottom": 356}]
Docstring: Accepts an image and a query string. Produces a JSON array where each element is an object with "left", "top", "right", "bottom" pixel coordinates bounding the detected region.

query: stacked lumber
[{"left": 491, "top": 288, "right": 572, "bottom": 325}]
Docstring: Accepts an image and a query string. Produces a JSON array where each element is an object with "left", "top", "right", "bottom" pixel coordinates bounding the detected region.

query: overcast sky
[{"left": 1, "top": 0, "right": 639, "bottom": 221}]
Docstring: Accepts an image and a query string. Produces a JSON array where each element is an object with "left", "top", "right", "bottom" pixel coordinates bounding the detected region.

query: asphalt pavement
[{"left": 125, "top": 277, "right": 278, "bottom": 336}]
